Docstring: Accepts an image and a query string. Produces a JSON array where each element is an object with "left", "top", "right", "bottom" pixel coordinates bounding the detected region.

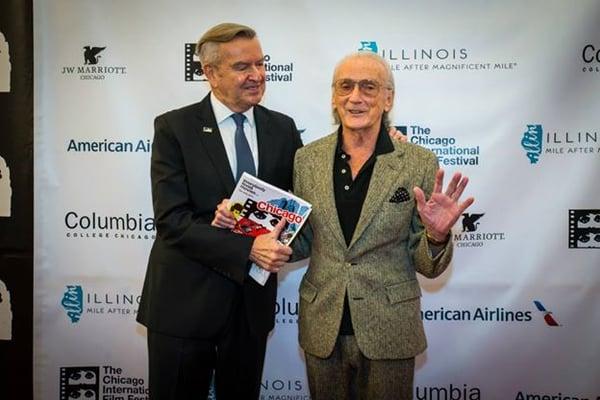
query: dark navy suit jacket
[{"left": 137, "top": 94, "right": 302, "bottom": 338}]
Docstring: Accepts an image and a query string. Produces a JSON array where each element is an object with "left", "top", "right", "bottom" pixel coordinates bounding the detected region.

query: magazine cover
[{"left": 229, "top": 172, "right": 312, "bottom": 285}]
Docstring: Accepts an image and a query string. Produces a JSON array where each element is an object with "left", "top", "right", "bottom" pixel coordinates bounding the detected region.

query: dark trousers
[{"left": 147, "top": 294, "right": 268, "bottom": 400}]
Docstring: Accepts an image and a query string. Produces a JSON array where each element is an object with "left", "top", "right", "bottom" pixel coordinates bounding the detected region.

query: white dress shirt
[{"left": 210, "top": 92, "right": 259, "bottom": 179}]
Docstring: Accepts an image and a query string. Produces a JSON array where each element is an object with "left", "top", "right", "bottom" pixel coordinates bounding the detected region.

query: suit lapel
[
  {"left": 348, "top": 144, "right": 405, "bottom": 249},
  {"left": 194, "top": 95, "right": 236, "bottom": 194},
  {"left": 310, "top": 134, "right": 347, "bottom": 248},
  {"left": 253, "top": 106, "right": 274, "bottom": 180}
]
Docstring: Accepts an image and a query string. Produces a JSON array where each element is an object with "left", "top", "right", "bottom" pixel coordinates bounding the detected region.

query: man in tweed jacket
[{"left": 292, "top": 51, "right": 474, "bottom": 399}]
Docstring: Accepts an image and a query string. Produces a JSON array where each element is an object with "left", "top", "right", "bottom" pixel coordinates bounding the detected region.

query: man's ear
[
  {"left": 203, "top": 64, "right": 217, "bottom": 84},
  {"left": 384, "top": 90, "right": 394, "bottom": 112}
]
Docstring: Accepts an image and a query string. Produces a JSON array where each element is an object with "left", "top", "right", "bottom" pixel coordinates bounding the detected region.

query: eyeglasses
[{"left": 333, "top": 79, "right": 388, "bottom": 97}]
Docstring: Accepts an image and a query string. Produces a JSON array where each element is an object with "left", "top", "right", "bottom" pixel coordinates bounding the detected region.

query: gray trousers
[{"left": 305, "top": 335, "right": 415, "bottom": 400}]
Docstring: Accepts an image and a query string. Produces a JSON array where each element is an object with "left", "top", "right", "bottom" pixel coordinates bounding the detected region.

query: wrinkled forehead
[{"left": 333, "top": 57, "right": 386, "bottom": 82}]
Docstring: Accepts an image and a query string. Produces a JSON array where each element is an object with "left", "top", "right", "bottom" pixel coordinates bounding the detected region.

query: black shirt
[{"left": 333, "top": 123, "right": 394, "bottom": 335}]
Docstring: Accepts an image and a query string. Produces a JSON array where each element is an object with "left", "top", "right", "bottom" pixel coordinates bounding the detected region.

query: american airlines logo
[{"left": 533, "top": 301, "right": 560, "bottom": 327}]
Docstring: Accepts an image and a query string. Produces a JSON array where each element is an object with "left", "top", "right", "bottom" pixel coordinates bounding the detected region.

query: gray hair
[
  {"left": 195, "top": 23, "right": 256, "bottom": 67},
  {"left": 332, "top": 51, "right": 395, "bottom": 128}
]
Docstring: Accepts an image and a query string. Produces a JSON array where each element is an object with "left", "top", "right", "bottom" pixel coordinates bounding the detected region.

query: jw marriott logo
[{"left": 61, "top": 45, "right": 127, "bottom": 79}]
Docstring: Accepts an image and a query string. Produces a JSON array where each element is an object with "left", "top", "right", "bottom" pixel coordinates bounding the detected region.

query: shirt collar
[
  {"left": 335, "top": 122, "right": 394, "bottom": 157},
  {"left": 210, "top": 92, "right": 256, "bottom": 128}
]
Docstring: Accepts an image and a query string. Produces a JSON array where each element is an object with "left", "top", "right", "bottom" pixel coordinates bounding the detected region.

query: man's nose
[
  {"left": 348, "top": 83, "right": 363, "bottom": 101},
  {"left": 248, "top": 65, "right": 264, "bottom": 80}
]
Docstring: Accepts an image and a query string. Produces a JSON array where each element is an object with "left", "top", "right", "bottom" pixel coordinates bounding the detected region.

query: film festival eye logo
[
  {"left": 0, "top": 155, "right": 12, "bottom": 217},
  {"left": 185, "top": 43, "right": 207, "bottom": 82},
  {"left": 61, "top": 285, "right": 84, "bottom": 323},
  {"left": 521, "top": 124, "right": 543, "bottom": 164},
  {"left": 0, "top": 31, "right": 10, "bottom": 92},
  {"left": 358, "top": 41, "right": 378, "bottom": 53},
  {"left": 60, "top": 367, "right": 99, "bottom": 400},
  {"left": 533, "top": 301, "right": 560, "bottom": 326},
  {"left": 569, "top": 209, "right": 600, "bottom": 249},
  {"left": 0, "top": 280, "right": 13, "bottom": 341}
]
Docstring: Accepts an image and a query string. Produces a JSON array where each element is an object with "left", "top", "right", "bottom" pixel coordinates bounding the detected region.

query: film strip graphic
[
  {"left": 184, "top": 43, "right": 206, "bottom": 81},
  {"left": 569, "top": 209, "right": 600, "bottom": 249},
  {"left": 240, "top": 198, "right": 259, "bottom": 219},
  {"left": 59, "top": 367, "right": 100, "bottom": 400}
]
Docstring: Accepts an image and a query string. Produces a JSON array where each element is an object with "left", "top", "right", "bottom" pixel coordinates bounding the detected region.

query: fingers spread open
[
  {"left": 443, "top": 172, "right": 462, "bottom": 197},
  {"left": 458, "top": 196, "right": 475, "bottom": 214},
  {"left": 432, "top": 169, "right": 444, "bottom": 194},
  {"left": 451, "top": 176, "right": 469, "bottom": 201},
  {"left": 413, "top": 186, "right": 427, "bottom": 210}
]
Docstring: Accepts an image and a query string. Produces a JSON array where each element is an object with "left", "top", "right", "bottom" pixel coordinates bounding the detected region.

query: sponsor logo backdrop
[{"left": 34, "top": 1, "right": 600, "bottom": 399}]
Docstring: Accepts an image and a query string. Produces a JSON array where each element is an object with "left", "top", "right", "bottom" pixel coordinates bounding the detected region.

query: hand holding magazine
[{"left": 229, "top": 172, "right": 312, "bottom": 285}]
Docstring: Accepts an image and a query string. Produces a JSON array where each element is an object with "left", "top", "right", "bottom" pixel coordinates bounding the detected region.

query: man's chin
[
  {"left": 341, "top": 118, "right": 368, "bottom": 129},
  {"left": 341, "top": 120, "right": 381, "bottom": 133},
  {"left": 243, "top": 93, "right": 264, "bottom": 106}
]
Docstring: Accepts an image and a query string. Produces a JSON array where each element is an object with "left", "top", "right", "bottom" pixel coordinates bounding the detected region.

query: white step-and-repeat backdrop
[{"left": 34, "top": 1, "right": 600, "bottom": 399}]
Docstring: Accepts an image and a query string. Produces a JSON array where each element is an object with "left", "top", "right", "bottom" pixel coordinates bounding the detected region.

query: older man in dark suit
[
  {"left": 292, "top": 51, "right": 474, "bottom": 399},
  {"left": 137, "top": 23, "right": 301, "bottom": 400}
]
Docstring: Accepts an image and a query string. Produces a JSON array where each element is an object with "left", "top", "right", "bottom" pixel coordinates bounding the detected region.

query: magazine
[{"left": 229, "top": 172, "right": 312, "bottom": 285}]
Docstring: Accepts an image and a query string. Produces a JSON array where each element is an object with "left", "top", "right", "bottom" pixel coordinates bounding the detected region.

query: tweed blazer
[{"left": 293, "top": 132, "right": 453, "bottom": 360}]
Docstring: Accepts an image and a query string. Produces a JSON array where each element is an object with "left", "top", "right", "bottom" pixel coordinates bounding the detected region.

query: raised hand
[
  {"left": 413, "top": 169, "right": 474, "bottom": 242},
  {"left": 249, "top": 219, "right": 292, "bottom": 273}
]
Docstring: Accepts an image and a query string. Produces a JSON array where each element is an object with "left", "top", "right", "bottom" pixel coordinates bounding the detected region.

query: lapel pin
[{"left": 202, "top": 127, "right": 213, "bottom": 133}]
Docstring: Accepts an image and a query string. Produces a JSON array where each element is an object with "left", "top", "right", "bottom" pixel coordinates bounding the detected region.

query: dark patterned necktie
[{"left": 231, "top": 113, "right": 255, "bottom": 180}]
